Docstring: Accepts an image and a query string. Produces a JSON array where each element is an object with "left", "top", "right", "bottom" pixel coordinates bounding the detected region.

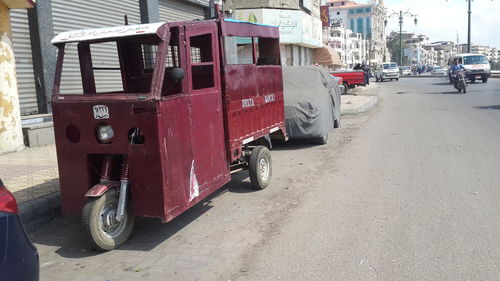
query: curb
[
  {"left": 18, "top": 191, "right": 61, "bottom": 231},
  {"left": 341, "top": 96, "right": 379, "bottom": 115}
]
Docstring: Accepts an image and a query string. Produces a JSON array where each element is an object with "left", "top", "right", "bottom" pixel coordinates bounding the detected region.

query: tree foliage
[{"left": 386, "top": 32, "right": 410, "bottom": 65}]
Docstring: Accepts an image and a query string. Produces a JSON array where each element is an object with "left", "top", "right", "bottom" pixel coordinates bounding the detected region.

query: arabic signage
[{"left": 234, "top": 9, "right": 322, "bottom": 48}]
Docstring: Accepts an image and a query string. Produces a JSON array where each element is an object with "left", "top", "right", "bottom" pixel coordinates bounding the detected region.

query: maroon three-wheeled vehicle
[{"left": 51, "top": 18, "right": 286, "bottom": 250}]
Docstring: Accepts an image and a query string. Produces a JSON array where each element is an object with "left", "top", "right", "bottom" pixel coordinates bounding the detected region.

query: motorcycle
[{"left": 453, "top": 70, "right": 467, "bottom": 94}]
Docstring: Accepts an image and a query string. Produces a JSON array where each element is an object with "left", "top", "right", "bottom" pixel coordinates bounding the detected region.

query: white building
[
  {"left": 327, "top": 21, "right": 367, "bottom": 68},
  {"left": 326, "top": 0, "right": 386, "bottom": 65}
]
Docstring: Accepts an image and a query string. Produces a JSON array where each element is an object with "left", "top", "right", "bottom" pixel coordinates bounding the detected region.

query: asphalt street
[{"left": 33, "top": 77, "right": 500, "bottom": 281}]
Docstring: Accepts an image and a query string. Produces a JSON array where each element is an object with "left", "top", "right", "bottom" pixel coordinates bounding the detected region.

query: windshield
[
  {"left": 383, "top": 63, "right": 398, "bottom": 69},
  {"left": 463, "top": 55, "right": 488, "bottom": 65},
  {"left": 57, "top": 34, "right": 169, "bottom": 95}
]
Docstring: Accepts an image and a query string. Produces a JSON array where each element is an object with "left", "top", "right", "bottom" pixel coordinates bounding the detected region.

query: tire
[
  {"left": 470, "top": 78, "right": 475, "bottom": 83},
  {"left": 396, "top": 78, "right": 399, "bottom": 81},
  {"left": 449, "top": 76, "right": 453, "bottom": 84},
  {"left": 334, "top": 118, "right": 340, "bottom": 129},
  {"left": 482, "top": 77, "right": 488, "bottom": 83},
  {"left": 82, "top": 189, "right": 135, "bottom": 251},
  {"left": 249, "top": 146, "right": 272, "bottom": 190},
  {"left": 375, "top": 76, "right": 379, "bottom": 82},
  {"left": 380, "top": 78, "right": 384, "bottom": 82},
  {"left": 342, "top": 83, "right": 348, "bottom": 94},
  {"left": 462, "top": 81, "right": 467, "bottom": 94},
  {"left": 314, "top": 134, "right": 328, "bottom": 145}
]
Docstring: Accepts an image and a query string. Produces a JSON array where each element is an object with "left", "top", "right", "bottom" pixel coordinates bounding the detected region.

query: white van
[
  {"left": 375, "top": 62, "right": 400, "bottom": 82},
  {"left": 448, "top": 53, "right": 491, "bottom": 83}
]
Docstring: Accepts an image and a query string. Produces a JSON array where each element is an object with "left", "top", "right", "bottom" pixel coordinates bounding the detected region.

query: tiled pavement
[{"left": 0, "top": 144, "right": 59, "bottom": 203}]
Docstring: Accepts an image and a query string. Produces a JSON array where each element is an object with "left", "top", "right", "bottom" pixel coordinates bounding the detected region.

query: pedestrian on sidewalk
[{"left": 361, "top": 62, "right": 370, "bottom": 85}]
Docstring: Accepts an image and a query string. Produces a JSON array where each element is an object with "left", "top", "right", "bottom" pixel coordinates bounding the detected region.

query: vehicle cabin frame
[{"left": 51, "top": 19, "right": 286, "bottom": 250}]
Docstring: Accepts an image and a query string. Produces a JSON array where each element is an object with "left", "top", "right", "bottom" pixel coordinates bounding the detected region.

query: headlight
[{"left": 96, "top": 124, "right": 114, "bottom": 142}]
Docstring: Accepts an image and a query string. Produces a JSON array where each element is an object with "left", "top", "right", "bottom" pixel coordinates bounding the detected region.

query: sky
[{"left": 359, "top": 0, "right": 500, "bottom": 48}]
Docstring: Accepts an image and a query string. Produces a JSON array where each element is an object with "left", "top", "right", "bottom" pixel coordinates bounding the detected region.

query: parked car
[
  {"left": 283, "top": 66, "right": 341, "bottom": 145},
  {"left": 330, "top": 70, "right": 366, "bottom": 94},
  {"left": 400, "top": 66, "right": 411, "bottom": 76},
  {"left": 431, "top": 66, "right": 447, "bottom": 75},
  {"left": 0, "top": 179, "right": 39, "bottom": 281},
  {"left": 375, "top": 62, "right": 400, "bottom": 82},
  {"left": 447, "top": 53, "right": 491, "bottom": 83}
]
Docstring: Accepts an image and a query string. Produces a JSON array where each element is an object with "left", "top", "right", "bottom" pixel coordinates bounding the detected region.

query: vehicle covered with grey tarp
[{"left": 283, "top": 66, "right": 341, "bottom": 144}]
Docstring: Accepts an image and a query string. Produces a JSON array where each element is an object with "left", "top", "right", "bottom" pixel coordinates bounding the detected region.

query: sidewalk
[
  {"left": 2, "top": 84, "right": 379, "bottom": 229},
  {"left": 0, "top": 145, "right": 60, "bottom": 228},
  {"left": 1, "top": 145, "right": 59, "bottom": 202},
  {"left": 341, "top": 82, "right": 379, "bottom": 115}
]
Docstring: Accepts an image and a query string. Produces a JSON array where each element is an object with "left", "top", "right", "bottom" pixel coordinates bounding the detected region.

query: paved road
[{"left": 34, "top": 77, "right": 500, "bottom": 280}]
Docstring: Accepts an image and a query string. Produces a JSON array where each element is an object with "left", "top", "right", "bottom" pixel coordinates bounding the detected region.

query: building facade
[
  {"left": 226, "top": 0, "right": 323, "bottom": 67},
  {"left": 327, "top": 22, "right": 366, "bottom": 68},
  {"left": 326, "top": 0, "right": 386, "bottom": 65},
  {"left": 10, "top": 0, "right": 210, "bottom": 116},
  {"left": 0, "top": 0, "right": 34, "bottom": 153}
]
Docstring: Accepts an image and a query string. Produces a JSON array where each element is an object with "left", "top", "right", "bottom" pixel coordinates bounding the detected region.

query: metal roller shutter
[
  {"left": 9, "top": 9, "right": 38, "bottom": 115},
  {"left": 159, "top": 0, "right": 207, "bottom": 22},
  {"left": 51, "top": 0, "right": 141, "bottom": 94}
]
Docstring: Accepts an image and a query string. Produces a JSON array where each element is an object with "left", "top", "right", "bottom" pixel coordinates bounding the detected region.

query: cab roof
[{"left": 51, "top": 22, "right": 166, "bottom": 45}]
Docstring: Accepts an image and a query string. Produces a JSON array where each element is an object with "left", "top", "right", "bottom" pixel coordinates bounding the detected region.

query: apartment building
[{"left": 326, "top": 0, "right": 386, "bottom": 64}]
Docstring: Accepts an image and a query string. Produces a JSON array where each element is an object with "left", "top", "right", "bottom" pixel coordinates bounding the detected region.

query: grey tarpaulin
[{"left": 283, "top": 66, "right": 341, "bottom": 139}]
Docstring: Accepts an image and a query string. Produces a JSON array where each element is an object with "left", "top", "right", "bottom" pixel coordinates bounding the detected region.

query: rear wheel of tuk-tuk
[
  {"left": 82, "top": 189, "right": 134, "bottom": 251},
  {"left": 249, "top": 146, "right": 272, "bottom": 190}
]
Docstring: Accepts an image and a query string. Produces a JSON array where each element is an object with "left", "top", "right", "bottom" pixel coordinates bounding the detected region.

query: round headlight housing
[{"left": 96, "top": 123, "right": 114, "bottom": 142}]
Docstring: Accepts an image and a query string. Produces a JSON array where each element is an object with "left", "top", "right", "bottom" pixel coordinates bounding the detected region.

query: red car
[{"left": 330, "top": 70, "right": 366, "bottom": 94}]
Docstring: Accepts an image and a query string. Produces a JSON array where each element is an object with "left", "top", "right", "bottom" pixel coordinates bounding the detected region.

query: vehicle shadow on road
[
  {"left": 272, "top": 139, "right": 320, "bottom": 151},
  {"left": 30, "top": 173, "right": 260, "bottom": 257},
  {"left": 422, "top": 91, "right": 463, "bottom": 95},
  {"left": 473, "top": 105, "right": 500, "bottom": 110}
]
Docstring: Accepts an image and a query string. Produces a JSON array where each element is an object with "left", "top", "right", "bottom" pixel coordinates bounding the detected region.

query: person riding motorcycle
[{"left": 450, "top": 59, "right": 465, "bottom": 77}]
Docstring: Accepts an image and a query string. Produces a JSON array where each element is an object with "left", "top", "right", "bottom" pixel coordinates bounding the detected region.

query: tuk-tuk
[{"left": 51, "top": 18, "right": 286, "bottom": 250}]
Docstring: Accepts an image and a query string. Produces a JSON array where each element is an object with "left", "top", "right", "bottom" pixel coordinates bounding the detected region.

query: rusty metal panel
[
  {"left": 221, "top": 19, "right": 280, "bottom": 38},
  {"left": 223, "top": 64, "right": 285, "bottom": 161},
  {"left": 52, "top": 100, "right": 165, "bottom": 218}
]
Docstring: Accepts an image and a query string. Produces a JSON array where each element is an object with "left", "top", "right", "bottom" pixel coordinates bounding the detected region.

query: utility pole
[
  {"left": 467, "top": 0, "right": 471, "bottom": 53},
  {"left": 399, "top": 11, "right": 403, "bottom": 66}
]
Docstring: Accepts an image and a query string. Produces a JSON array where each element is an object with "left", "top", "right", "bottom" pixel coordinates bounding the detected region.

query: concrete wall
[{"left": 0, "top": 1, "right": 24, "bottom": 153}]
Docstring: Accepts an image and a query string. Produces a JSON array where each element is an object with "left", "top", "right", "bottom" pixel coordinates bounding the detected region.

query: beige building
[{"left": 224, "top": 0, "right": 324, "bottom": 66}]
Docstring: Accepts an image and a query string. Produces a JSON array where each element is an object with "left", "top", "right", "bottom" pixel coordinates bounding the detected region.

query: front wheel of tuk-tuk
[
  {"left": 82, "top": 189, "right": 135, "bottom": 251},
  {"left": 249, "top": 146, "right": 272, "bottom": 190}
]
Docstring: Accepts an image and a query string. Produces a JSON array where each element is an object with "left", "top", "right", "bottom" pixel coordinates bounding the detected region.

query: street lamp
[{"left": 385, "top": 10, "right": 418, "bottom": 71}]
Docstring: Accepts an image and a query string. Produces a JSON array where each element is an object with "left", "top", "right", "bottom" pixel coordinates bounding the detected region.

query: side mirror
[{"left": 170, "top": 67, "right": 185, "bottom": 82}]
